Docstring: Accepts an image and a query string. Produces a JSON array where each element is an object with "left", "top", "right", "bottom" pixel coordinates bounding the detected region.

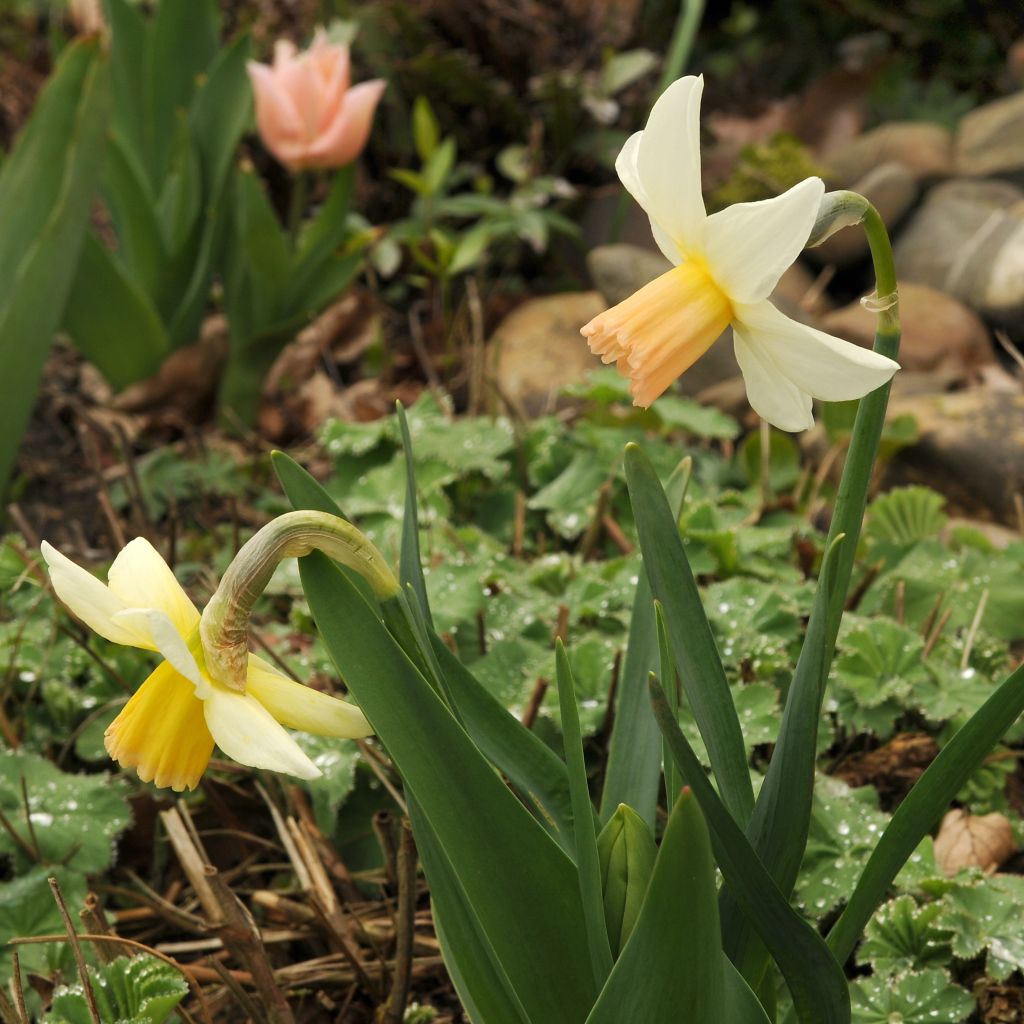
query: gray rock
[
  {"left": 587, "top": 244, "right": 672, "bottom": 307},
  {"left": 486, "top": 292, "right": 606, "bottom": 416},
  {"left": 820, "top": 282, "right": 993, "bottom": 377},
  {"left": 883, "top": 389, "right": 1024, "bottom": 526},
  {"left": 826, "top": 122, "right": 954, "bottom": 185},
  {"left": 956, "top": 90, "right": 1024, "bottom": 183},
  {"left": 893, "top": 179, "right": 1024, "bottom": 330},
  {"left": 813, "top": 162, "right": 918, "bottom": 266}
]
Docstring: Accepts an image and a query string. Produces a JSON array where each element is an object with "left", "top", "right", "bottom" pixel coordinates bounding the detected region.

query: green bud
[{"left": 597, "top": 803, "right": 657, "bottom": 956}]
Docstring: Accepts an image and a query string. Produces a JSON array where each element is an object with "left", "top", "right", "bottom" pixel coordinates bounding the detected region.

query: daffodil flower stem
[
  {"left": 200, "top": 510, "right": 399, "bottom": 692},
  {"left": 722, "top": 198, "right": 902, "bottom": 990},
  {"left": 820, "top": 201, "right": 899, "bottom": 636}
]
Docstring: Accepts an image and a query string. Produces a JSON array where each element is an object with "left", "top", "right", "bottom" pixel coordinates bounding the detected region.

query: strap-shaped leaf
[
  {"left": 586, "top": 789, "right": 725, "bottom": 1023},
  {"left": 828, "top": 659, "right": 1024, "bottom": 963},
  {"left": 720, "top": 534, "right": 845, "bottom": 982},
  {"left": 624, "top": 443, "right": 753, "bottom": 826},
  {"left": 556, "top": 641, "right": 614, "bottom": 986},
  {"left": 650, "top": 678, "right": 851, "bottom": 1024},
  {"left": 272, "top": 449, "right": 581, "bottom": 853},
  {"left": 302, "top": 553, "right": 597, "bottom": 1023},
  {"left": 410, "top": 797, "right": 530, "bottom": 1024},
  {"left": 396, "top": 400, "right": 434, "bottom": 626},
  {"left": 600, "top": 459, "right": 690, "bottom": 829},
  {"left": 63, "top": 233, "right": 169, "bottom": 389},
  {"left": 0, "top": 38, "right": 109, "bottom": 490}
]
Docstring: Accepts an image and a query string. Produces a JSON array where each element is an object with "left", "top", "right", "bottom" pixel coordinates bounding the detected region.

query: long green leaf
[
  {"left": 63, "top": 233, "right": 170, "bottom": 390},
  {"left": 103, "top": 0, "right": 147, "bottom": 159},
  {"left": 624, "top": 443, "right": 753, "bottom": 825},
  {"left": 650, "top": 678, "right": 850, "bottom": 1024},
  {"left": 101, "top": 135, "right": 165, "bottom": 299},
  {"left": 190, "top": 33, "right": 252, "bottom": 199},
  {"left": 411, "top": 798, "right": 530, "bottom": 1024},
  {"left": 302, "top": 553, "right": 597, "bottom": 1023},
  {"left": 556, "top": 641, "right": 613, "bottom": 986},
  {"left": 0, "top": 39, "right": 109, "bottom": 491},
  {"left": 396, "top": 400, "right": 433, "bottom": 626},
  {"left": 600, "top": 459, "right": 690, "bottom": 828},
  {"left": 655, "top": 602, "right": 682, "bottom": 802},
  {"left": 272, "top": 449, "right": 581, "bottom": 852},
  {"left": 720, "top": 534, "right": 845, "bottom": 983},
  {"left": 828, "top": 659, "right": 1024, "bottom": 963},
  {"left": 144, "top": 0, "right": 218, "bottom": 186},
  {"left": 586, "top": 789, "right": 725, "bottom": 1023}
]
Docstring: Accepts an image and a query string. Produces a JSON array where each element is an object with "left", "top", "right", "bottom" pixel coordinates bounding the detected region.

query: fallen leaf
[{"left": 933, "top": 808, "right": 1016, "bottom": 877}]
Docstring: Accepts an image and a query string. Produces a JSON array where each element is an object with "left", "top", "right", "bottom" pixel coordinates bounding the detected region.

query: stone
[
  {"left": 882, "top": 389, "right": 1024, "bottom": 526},
  {"left": 486, "top": 292, "right": 606, "bottom": 416},
  {"left": 820, "top": 282, "right": 993, "bottom": 378},
  {"left": 956, "top": 90, "right": 1024, "bottom": 183},
  {"left": 825, "top": 121, "right": 954, "bottom": 185},
  {"left": 812, "top": 162, "right": 917, "bottom": 266},
  {"left": 893, "top": 179, "right": 1024, "bottom": 330}
]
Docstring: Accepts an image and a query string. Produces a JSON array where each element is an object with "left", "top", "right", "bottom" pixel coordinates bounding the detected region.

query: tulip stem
[{"left": 286, "top": 171, "right": 312, "bottom": 245}]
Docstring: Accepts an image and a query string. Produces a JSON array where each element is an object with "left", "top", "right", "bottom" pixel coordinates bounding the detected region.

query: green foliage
[
  {"left": 43, "top": 955, "right": 188, "bottom": 1024},
  {"left": 936, "top": 874, "right": 1024, "bottom": 981},
  {"left": 61, "top": 0, "right": 251, "bottom": 392},
  {"left": 856, "top": 895, "right": 952, "bottom": 976},
  {"left": 865, "top": 486, "right": 947, "bottom": 547},
  {"left": 850, "top": 969, "right": 973, "bottom": 1024},
  {"left": 0, "top": 37, "right": 109, "bottom": 492},
  {"left": 0, "top": 866, "right": 84, "bottom": 977},
  {"left": 0, "top": 749, "right": 131, "bottom": 873}
]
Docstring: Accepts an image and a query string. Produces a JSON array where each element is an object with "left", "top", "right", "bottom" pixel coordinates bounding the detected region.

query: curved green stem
[{"left": 200, "top": 510, "right": 399, "bottom": 691}]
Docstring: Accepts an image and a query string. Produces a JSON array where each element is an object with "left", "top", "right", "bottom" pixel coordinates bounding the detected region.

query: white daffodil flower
[
  {"left": 582, "top": 75, "right": 899, "bottom": 431},
  {"left": 41, "top": 538, "right": 372, "bottom": 792}
]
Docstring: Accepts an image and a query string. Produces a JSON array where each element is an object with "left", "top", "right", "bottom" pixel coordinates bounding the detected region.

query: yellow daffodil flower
[
  {"left": 582, "top": 76, "right": 900, "bottom": 431},
  {"left": 41, "top": 538, "right": 372, "bottom": 792}
]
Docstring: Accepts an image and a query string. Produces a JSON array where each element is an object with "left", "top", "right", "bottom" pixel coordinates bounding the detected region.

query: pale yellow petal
[
  {"left": 105, "top": 660, "right": 214, "bottom": 792},
  {"left": 40, "top": 541, "right": 152, "bottom": 649},
  {"left": 704, "top": 177, "right": 825, "bottom": 304},
  {"left": 203, "top": 685, "right": 321, "bottom": 780},
  {"left": 245, "top": 654, "right": 373, "bottom": 738},
  {"left": 111, "top": 608, "right": 209, "bottom": 697},
  {"left": 107, "top": 538, "right": 199, "bottom": 637}
]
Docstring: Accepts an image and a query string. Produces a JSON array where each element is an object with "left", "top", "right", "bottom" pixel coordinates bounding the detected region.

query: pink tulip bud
[{"left": 247, "top": 29, "right": 385, "bottom": 171}]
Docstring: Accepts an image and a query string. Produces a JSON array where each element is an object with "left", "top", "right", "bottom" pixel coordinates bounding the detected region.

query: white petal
[
  {"left": 733, "top": 330, "right": 814, "bottom": 432},
  {"left": 112, "top": 608, "right": 209, "bottom": 698},
  {"left": 107, "top": 538, "right": 200, "bottom": 637},
  {"left": 203, "top": 686, "right": 321, "bottom": 780},
  {"left": 616, "top": 131, "right": 684, "bottom": 265},
  {"left": 615, "top": 131, "right": 645, "bottom": 207},
  {"left": 704, "top": 177, "right": 825, "bottom": 303},
  {"left": 245, "top": 654, "right": 373, "bottom": 738},
  {"left": 636, "top": 75, "right": 707, "bottom": 254},
  {"left": 734, "top": 300, "right": 900, "bottom": 401},
  {"left": 40, "top": 541, "right": 152, "bottom": 649}
]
